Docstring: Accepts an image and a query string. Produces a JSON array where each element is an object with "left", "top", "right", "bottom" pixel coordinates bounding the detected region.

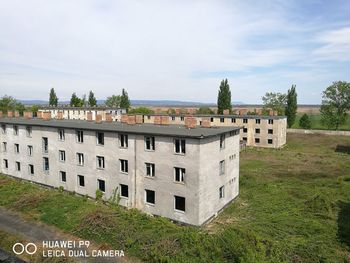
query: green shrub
[{"left": 299, "top": 113, "right": 311, "bottom": 129}]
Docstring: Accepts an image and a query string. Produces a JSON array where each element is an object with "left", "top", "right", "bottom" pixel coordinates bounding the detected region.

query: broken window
[
  {"left": 145, "top": 189, "right": 155, "bottom": 204},
  {"left": 174, "top": 196, "right": 185, "bottom": 212},
  {"left": 76, "top": 130, "right": 84, "bottom": 143},
  {"left": 96, "top": 132, "right": 104, "bottom": 145},
  {"left": 78, "top": 175, "right": 85, "bottom": 187},
  {"left": 174, "top": 167, "right": 185, "bottom": 183},
  {"left": 145, "top": 136, "right": 155, "bottom": 151},
  {"left": 145, "top": 163, "right": 155, "bottom": 177},
  {"left": 120, "top": 159, "right": 128, "bottom": 173},
  {"left": 98, "top": 179, "right": 106, "bottom": 192},
  {"left": 120, "top": 184, "right": 129, "bottom": 198},
  {"left": 97, "top": 156, "right": 105, "bottom": 169},
  {"left": 119, "top": 134, "right": 128, "bottom": 148},
  {"left": 174, "top": 139, "right": 186, "bottom": 154}
]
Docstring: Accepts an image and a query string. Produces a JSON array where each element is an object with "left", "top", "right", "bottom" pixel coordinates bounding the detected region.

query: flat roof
[
  {"left": 0, "top": 118, "right": 240, "bottom": 139},
  {"left": 144, "top": 114, "right": 287, "bottom": 120}
]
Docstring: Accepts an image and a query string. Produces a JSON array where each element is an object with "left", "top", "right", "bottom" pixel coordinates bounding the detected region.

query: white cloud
[{"left": 0, "top": 0, "right": 349, "bottom": 103}]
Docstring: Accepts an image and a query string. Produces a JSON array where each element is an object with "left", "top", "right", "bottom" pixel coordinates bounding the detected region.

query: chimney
[
  {"left": 135, "top": 115, "right": 143, "bottom": 124},
  {"left": 185, "top": 116, "right": 196, "bottom": 129},
  {"left": 161, "top": 116, "right": 169, "bottom": 125},
  {"left": 127, "top": 115, "right": 136, "bottom": 125},
  {"left": 87, "top": 111, "right": 92, "bottom": 121},
  {"left": 201, "top": 118, "right": 211, "bottom": 128},
  {"left": 24, "top": 111, "right": 33, "bottom": 119},
  {"left": 57, "top": 111, "right": 63, "bottom": 120},
  {"left": 7, "top": 111, "right": 14, "bottom": 118},
  {"left": 154, "top": 116, "right": 161, "bottom": 125},
  {"left": 96, "top": 114, "right": 102, "bottom": 123},
  {"left": 37, "top": 111, "right": 43, "bottom": 119},
  {"left": 42, "top": 112, "right": 51, "bottom": 120},
  {"left": 15, "top": 111, "right": 20, "bottom": 118},
  {"left": 105, "top": 113, "right": 113, "bottom": 122},
  {"left": 121, "top": 114, "right": 128, "bottom": 123},
  {"left": 223, "top": 109, "right": 230, "bottom": 115}
]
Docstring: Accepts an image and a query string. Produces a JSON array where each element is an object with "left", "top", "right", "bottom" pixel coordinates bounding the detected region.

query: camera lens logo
[{"left": 12, "top": 243, "right": 37, "bottom": 255}]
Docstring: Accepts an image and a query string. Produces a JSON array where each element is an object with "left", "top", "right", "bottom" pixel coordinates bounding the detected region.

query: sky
[{"left": 0, "top": 0, "right": 349, "bottom": 104}]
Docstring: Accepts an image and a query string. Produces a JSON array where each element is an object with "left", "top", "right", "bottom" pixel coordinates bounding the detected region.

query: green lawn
[
  {"left": 0, "top": 133, "right": 350, "bottom": 262},
  {"left": 292, "top": 113, "right": 350, "bottom": 130}
]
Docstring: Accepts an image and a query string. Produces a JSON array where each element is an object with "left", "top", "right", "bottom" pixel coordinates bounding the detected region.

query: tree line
[
  {"left": 49, "top": 88, "right": 130, "bottom": 110},
  {"left": 1, "top": 81, "right": 349, "bottom": 130}
]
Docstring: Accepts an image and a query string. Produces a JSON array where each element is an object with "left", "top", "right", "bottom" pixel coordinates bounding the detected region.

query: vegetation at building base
[
  {"left": 0, "top": 133, "right": 349, "bottom": 262},
  {"left": 320, "top": 81, "right": 350, "bottom": 130},
  {"left": 217, "top": 78, "right": 232, "bottom": 114}
]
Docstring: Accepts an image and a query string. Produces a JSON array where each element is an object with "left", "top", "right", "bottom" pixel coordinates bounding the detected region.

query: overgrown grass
[
  {"left": 0, "top": 133, "right": 350, "bottom": 262},
  {"left": 292, "top": 113, "right": 350, "bottom": 130}
]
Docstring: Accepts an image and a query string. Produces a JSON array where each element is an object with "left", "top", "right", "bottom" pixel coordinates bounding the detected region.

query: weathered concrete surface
[{"left": 0, "top": 207, "right": 128, "bottom": 263}]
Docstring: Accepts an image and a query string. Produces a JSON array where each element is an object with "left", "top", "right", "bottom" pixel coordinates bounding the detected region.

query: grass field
[
  {"left": 292, "top": 113, "right": 350, "bottom": 130},
  {"left": 0, "top": 133, "right": 350, "bottom": 262}
]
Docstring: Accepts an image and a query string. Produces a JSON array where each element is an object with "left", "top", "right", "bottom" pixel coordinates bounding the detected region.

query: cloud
[{"left": 0, "top": 0, "right": 349, "bottom": 103}]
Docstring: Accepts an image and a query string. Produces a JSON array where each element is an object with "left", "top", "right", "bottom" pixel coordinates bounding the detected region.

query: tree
[
  {"left": 88, "top": 90, "right": 97, "bottom": 107},
  {"left": 320, "top": 81, "right": 350, "bottom": 130},
  {"left": 285, "top": 85, "right": 298, "bottom": 128},
  {"left": 105, "top": 95, "right": 121, "bottom": 107},
  {"left": 70, "top": 93, "right": 84, "bottom": 107},
  {"left": 120, "top": 89, "right": 130, "bottom": 110},
  {"left": 262, "top": 92, "right": 286, "bottom": 115},
  {"left": 196, "top": 107, "right": 214, "bottom": 115},
  {"left": 49, "top": 88, "right": 58, "bottom": 106},
  {"left": 217, "top": 79, "right": 232, "bottom": 114},
  {"left": 0, "top": 95, "right": 25, "bottom": 114},
  {"left": 128, "top": 107, "right": 154, "bottom": 114},
  {"left": 299, "top": 113, "right": 311, "bottom": 129}
]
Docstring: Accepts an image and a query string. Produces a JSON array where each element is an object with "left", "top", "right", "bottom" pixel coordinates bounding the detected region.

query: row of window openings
[
  {"left": 67, "top": 174, "right": 225, "bottom": 211},
  {"left": 216, "top": 118, "right": 274, "bottom": 124},
  {"left": 242, "top": 138, "right": 273, "bottom": 144},
  {"left": 2, "top": 129, "right": 186, "bottom": 154},
  {"left": 242, "top": 128, "right": 273, "bottom": 134},
  {"left": 2, "top": 157, "right": 196, "bottom": 182}
]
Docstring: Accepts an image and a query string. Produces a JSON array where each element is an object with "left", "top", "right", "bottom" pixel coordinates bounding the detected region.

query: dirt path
[{"left": 0, "top": 207, "right": 131, "bottom": 263}]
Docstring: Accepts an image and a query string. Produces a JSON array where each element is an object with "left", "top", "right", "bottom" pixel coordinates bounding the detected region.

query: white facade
[{"left": 38, "top": 107, "right": 126, "bottom": 121}]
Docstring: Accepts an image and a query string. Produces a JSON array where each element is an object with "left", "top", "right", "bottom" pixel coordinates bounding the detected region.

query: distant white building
[{"left": 38, "top": 107, "right": 126, "bottom": 122}]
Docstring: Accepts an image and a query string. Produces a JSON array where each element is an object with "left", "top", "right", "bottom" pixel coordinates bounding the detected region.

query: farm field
[{"left": 0, "top": 133, "right": 349, "bottom": 262}]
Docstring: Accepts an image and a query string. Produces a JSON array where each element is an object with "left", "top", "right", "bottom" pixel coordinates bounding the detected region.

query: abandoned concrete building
[
  {"left": 142, "top": 114, "right": 287, "bottom": 148},
  {"left": 0, "top": 113, "right": 240, "bottom": 226},
  {"left": 38, "top": 107, "right": 126, "bottom": 122}
]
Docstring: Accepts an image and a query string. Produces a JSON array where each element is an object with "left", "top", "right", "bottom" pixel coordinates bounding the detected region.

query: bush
[
  {"left": 95, "top": 190, "right": 103, "bottom": 201},
  {"left": 196, "top": 107, "right": 214, "bottom": 115},
  {"left": 299, "top": 114, "right": 311, "bottom": 129}
]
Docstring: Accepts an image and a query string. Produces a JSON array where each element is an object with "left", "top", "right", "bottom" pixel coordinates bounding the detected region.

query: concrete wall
[
  {"left": 198, "top": 133, "right": 240, "bottom": 225},
  {"left": 287, "top": 128, "right": 350, "bottom": 136},
  {"left": 0, "top": 123, "right": 239, "bottom": 226}
]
